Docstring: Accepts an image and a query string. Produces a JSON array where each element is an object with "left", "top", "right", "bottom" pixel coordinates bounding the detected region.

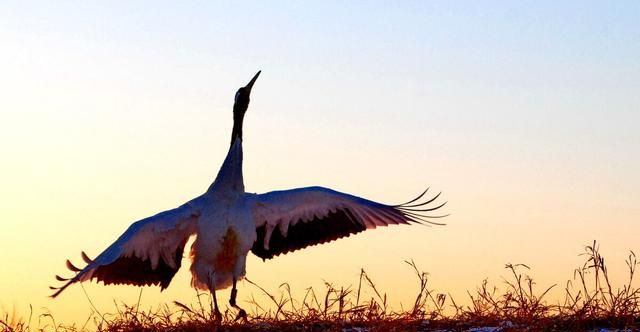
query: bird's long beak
[{"left": 245, "top": 70, "right": 261, "bottom": 90}]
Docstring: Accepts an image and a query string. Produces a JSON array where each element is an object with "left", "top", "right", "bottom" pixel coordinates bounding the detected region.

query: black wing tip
[
  {"left": 393, "top": 188, "right": 430, "bottom": 207},
  {"left": 66, "top": 259, "right": 83, "bottom": 272},
  {"left": 55, "top": 274, "right": 70, "bottom": 282},
  {"left": 395, "top": 188, "right": 449, "bottom": 226},
  {"left": 81, "top": 251, "right": 94, "bottom": 264},
  {"left": 52, "top": 251, "right": 91, "bottom": 298},
  {"left": 251, "top": 209, "right": 367, "bottom": 260},
  {"left": 49, "top": 280, "right": 73, "bottom": 299}
]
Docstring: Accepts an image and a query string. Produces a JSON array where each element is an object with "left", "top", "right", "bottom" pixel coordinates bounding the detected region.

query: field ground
[{"left": 3, "top": 242, "right": 640, "bottom": 332}]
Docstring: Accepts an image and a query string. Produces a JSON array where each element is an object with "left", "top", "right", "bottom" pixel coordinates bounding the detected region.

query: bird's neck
[
  {"left": 208, "top": 138, "right": 244, "bottom": 194},
  {"left": 230, "top": 109, "right": 245, "bottom": 145}
]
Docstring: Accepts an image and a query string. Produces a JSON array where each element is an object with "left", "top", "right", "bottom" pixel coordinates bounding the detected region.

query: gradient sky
[{"left": 1, "top": 1, "right": 639, "bottom": 325}]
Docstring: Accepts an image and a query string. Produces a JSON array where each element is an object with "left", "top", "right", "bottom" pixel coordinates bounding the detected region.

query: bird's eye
[{"left": 235, "top": 90, "right": 242, "bottom": 102}]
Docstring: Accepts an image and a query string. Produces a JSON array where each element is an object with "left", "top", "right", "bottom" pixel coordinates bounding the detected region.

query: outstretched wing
[
  {"left": 50, "top": 198, "right": 203, "bottom": 298},
  {"left": 247, "top": 186, "right": 446, "bottom": 260}
]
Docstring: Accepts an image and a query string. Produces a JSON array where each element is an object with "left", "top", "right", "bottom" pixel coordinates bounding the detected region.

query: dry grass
[{"left": 3, "top": 241, "right": 640, "bottom": 332}]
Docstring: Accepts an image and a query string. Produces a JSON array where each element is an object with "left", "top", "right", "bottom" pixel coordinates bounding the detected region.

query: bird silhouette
[{"left": 50, "top": 71, "right": 447, "bottom": 321}]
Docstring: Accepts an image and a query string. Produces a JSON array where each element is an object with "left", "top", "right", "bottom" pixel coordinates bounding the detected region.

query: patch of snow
[
  {"left": 500, "top": 320, "right": 513, "bottom": 328},
  {"left": 341, "top": 327, "right": 367, "bottom": 332},
  {"left": 466, "top": 328, "right": 501, "bottom": 332}
]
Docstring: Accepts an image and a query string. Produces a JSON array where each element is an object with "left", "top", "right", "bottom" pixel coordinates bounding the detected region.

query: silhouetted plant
[{"left": 2, "top": 241, "right": 640, "bottom": 332}]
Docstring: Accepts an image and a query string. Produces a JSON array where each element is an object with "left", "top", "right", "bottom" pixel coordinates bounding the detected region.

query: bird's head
[
  {"left": 231, "top": 71, "right": 260, "bottom": 145},
  {"left": 233, "top": 70, "right": 261, "bottom": 116}
]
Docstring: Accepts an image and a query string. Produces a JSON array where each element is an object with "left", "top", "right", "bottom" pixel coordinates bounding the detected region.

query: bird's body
[
  {"left": 190, "top": 139, "right": 253, "bottom": 291},
  {"left": 51, "top": 71, "right": 446, "bottom": 319}
]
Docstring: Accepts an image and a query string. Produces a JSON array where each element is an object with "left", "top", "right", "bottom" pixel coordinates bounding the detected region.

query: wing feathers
[
  {"left": 90, "top": 237, "right": 188, "bottom": 289},
  {"left": 50, "top": 199, "right": 202, "bottom": 298},
  {"left": 352, "top": 206, "right": 378, "bottom": 229},
  {"left": 66, "top": 260, "right": 82, "bottom": 272},
  {"left": 248, "top": 186, "right": 446, "bottom": 260},
  {"left": 81, "top": 251, "right": 94, "bottom": 264},
  {"left": 55, "top": 275, "right": 69, "bottom": 282}
]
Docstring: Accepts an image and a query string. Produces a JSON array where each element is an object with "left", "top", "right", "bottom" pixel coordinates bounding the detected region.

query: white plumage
[{"left": 51, "top": 71, "right": 446, "bottom": 319}]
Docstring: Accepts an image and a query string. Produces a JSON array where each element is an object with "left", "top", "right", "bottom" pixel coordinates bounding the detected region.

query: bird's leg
[
  {"left": 207, "top": 271, "right": 222, "bottom": 322},
  {"left": 230, "top": 277, "right": 247, "bottom": 322}
]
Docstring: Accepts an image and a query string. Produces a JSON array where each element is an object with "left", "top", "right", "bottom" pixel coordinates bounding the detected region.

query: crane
[{"left": 50, "top": 71, "right": 447, "bottom": 320}]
